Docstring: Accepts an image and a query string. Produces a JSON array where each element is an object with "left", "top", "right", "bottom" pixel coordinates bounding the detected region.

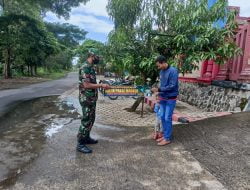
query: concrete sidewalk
[{"left": 145, "top": 96, "right": 232, "bottom": 123}]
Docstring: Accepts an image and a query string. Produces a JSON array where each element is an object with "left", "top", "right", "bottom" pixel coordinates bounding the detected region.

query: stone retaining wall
[{"left": 179, "top": 81, "right": 250, "bottom": 112}]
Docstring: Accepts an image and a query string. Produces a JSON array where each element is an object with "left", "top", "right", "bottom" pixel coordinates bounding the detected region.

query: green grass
[
  {"left": 0, "top": 68, "right": 71, "bottom": 80},
  {"left": 37, "top": 68, "right": 70, "bottom": 80}
]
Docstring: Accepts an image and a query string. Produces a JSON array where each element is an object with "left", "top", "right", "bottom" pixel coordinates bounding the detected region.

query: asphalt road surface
[
  {"left": 1, "top": 74, "right": 249, "bottom": 190},
  {"left": 174, "top": 112, "right": 250, "bottom": 190},
  {"left": 0, "top": 72, "right": 78, "bottom": 117}
]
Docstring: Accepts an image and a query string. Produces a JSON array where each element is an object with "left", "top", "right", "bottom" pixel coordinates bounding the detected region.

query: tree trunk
[
  {"left": 4, "top": 48, "right": 12, "bottom": 79},
  {"left": 140, "top": 72, "right": 146, "bottom": 84},
  {"left": 28, "top": 64, "right": 31, "bottom": 76},
  {"left": 34, "top": 65, "right": 37, "bottom": 75},
  {"left": 31, "top": 65, "right": 35, "bottom": 76},
  {"left": 126, "top": 96, "right": 144, "bottom": 112},
  {"left": 20, "top": 65, "right": 24, "bottom": 75}
]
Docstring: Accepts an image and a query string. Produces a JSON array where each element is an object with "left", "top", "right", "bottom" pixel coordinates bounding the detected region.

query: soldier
[{"left": 77, "top": 49, "right": 110, "bottom": 154}]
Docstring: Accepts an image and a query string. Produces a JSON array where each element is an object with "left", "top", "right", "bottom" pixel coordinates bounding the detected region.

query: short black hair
[{"left": 155, "top": 55, "right": 166, "bottom": 64}]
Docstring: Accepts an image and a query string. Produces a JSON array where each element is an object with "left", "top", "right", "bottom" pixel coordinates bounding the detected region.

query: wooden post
[{"left": 141, "top": 96, "right": 144, "bottom": 118}]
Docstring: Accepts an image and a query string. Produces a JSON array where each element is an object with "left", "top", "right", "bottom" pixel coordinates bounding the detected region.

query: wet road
[
  {"left": 1, "top": 78, "right": 249, "bottom": 189},
  {"left": 0, "top": 96, "right": 79, "bottom": 188},
  {"left": 4, "top": 94, "right": 226, "bottom": 190},
  {"left": 0, "top": 72, "right": 78, "bottom": 117},
  {"left": 9, "top": 101, "right": 248, "bottom": 190}
]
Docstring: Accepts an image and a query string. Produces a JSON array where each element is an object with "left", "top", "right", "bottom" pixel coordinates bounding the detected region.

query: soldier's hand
[{"left": 101, "top": 84, "right": 110, "bottom": 89}]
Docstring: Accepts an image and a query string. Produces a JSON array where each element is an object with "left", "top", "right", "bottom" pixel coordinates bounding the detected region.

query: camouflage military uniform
[{"left": 78, "top": 61, "right": 98, "bottom": 141}]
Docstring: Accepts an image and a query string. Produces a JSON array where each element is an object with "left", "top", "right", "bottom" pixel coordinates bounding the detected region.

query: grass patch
[
  {"left": 0, "top": 68, "right": 71, "bottom": 80},
  {"left": 37, "top": 68, "right": 70, "bottom": 80}
]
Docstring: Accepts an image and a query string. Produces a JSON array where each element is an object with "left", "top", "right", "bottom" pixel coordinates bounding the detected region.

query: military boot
[
  {"left": 77, "top": 137, "right": 92, "bottom": 154},
  {"left": 85, "top": 136, "right": 98, "bottom": 144}
]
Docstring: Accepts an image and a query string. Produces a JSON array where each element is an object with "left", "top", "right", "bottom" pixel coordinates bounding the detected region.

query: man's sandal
[{"left": 157, "top": 139, "right": 171, "bottom": 146}]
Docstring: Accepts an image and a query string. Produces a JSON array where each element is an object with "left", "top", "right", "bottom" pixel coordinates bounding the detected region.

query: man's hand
[
  {"left": 151, "top": 88, "right": 159, "bottom": 93},
  {"left": 154, "top": 92, "right": 159, "bottom": 95},
  {"left": 101, "top": 84, "right": 111, "bottom": 89}
]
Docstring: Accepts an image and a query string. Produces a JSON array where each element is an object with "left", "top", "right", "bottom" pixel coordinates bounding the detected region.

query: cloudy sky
[
  {"left": 44, "top": 0, "right": 112, "bottom": 42},
  {"left": 45, "top": 0, "right": 250, "bottom": 43}
]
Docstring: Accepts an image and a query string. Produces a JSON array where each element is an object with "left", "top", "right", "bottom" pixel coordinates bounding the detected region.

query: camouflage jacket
[{"left": 79, "top": 61, "right": 98, "bottom": 103}]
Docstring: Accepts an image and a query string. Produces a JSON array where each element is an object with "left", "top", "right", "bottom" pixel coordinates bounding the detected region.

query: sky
[
  {"left": 229, "top": 0, "right": 250, "bottom": 17},
  {"left": 44, "top": 0, "right": 113, "bottom": 43},
  {"left": 44, "top": 0, "right": 250, "bottom": 43}
]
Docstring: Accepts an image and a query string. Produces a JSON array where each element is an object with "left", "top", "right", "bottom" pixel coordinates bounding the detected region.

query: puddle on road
[
  {"left": 94, "top": 123, "right": 125, "bottom": 131},
  {"left": 59, "top": 96, "right": 82, "bottom": 115},
  {"left": 0, "top": 95, "right": 129, "bottom": 188},
  {"left": 0, "top": 96, "right": 79, "bottom": 188},
  {"left": 90, "top": 123, "right": 126, "bottom": 143},
  {"left": 91, "top": 132, "right": 125, "bottom": 143},
  {"left": 41, "top": 117, "right": 74, "bottom": 137}
]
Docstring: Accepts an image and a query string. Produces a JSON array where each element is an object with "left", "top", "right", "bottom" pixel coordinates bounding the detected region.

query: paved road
[
  {"left": 0, "top": 72, "right": 78, "bottom": 117},
  {"left": 7, "top": 91, "right": 225, "bottom": 190},
  {"left": 175, "top": 112, "right": 250, "bottom": 190},
  {"left": 1, "top": 76, "right": 249, "bottom": 190}
]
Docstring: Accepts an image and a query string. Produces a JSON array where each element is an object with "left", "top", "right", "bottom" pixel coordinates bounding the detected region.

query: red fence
[
  {"left": 233, "top": 23, "right": 250, "bottom": 82},
  {"left": 199, "top": 21, "right": 250, "bottom": 83}
]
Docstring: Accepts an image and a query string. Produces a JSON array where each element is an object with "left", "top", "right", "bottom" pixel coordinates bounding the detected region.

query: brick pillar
[
  {"left": 239, "top": 23, "right": 250, "bottom": 82},
  {"left": 204, "top": 60, "right": 214, "bottom": 78},
  {"left": 229, "top": 25, "right": 246, "bottom": 81},
  {"left": 200, "top": 60, "right": 208, "bottom": 77},
  {"left": 212, "top": 61, "right": 220, "bottom": 79},
  {"left": 215, "top": 62, "right": 229, "bottom": 80}
]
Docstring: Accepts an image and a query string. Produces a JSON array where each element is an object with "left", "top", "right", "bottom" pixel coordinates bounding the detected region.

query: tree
[
  {"left": 105, "top": 28, "right": 158, "bottom": 79},
  {"left": 77, "top": 39, "right": 105, "bottom": 63},
  {"left": 45, "top": 49, "right": 74, "bottom": 71},
  {"left": 0, "top": 0, "right": 90, "bottom": 78},
  {"left": 76, "top": 39, "right": 106, "bottom": 74},
  {"left": 45, "top": 22, "right": 87, "bottom": 72},
  {"left": 106, "top": 0, "right": 241, "bottom": 79},
  {"left": 0, "top": 14, "right": 59, "bottom": 78},
  {"left": 45, "top": 22, "right": 87, "bottom": 48},
  {"left": 107, "top": 0, "right": 142, "bottom": 30},
  {"left": 0, "top": 0, "right": 40, "bottom": 18},
  {"left": 36, "top": 0, "right": 90, "bottom": 18},
  {"left": 0, "top": 0, "right": 90, "bottom": 18}
]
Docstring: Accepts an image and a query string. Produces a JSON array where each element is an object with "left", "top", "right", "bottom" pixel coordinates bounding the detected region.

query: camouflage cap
[{"left": 88, "top": 48, "right": 99, "bottom": 56}]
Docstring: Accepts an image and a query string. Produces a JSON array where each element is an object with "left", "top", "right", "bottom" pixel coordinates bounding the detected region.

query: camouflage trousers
[{"left": 77, "top": 100, "right": 96, "bottom": 141}]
